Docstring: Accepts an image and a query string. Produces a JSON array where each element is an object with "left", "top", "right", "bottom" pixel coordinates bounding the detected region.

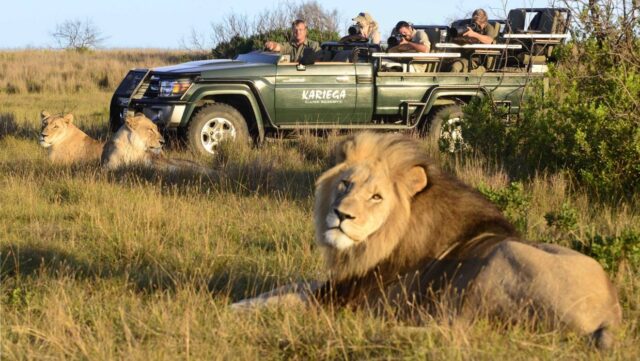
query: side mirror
[{"left": 298, "top": 47, "right": 316, "bottom": 69}]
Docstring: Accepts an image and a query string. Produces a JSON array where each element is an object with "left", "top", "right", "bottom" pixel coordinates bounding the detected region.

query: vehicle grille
[
  {"left": 132, "top": 82, "right": 150, "bottom": 100},
  {"left": 143, "top": 76, "right": 160, "bottom": 98}
]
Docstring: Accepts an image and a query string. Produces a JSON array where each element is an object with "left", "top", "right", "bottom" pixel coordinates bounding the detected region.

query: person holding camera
[
  {"left": 352, "top": 12, "right": 381, "bottom": 45},
  {"left": 265, "top": 19, "right": 321, "bottom": 62},
  {"left": 387, "top": 21, "right": 430, "bottom": 53},
  {"left": 461, "top": 9, "right": 495, "bottom": 44},
  {"left": 450, "top": 9, "right": 497, "bottom": 72}
]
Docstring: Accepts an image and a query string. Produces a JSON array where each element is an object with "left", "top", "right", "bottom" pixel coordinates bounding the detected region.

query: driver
[{"left": 264, "top": 19, "right": 321, "bottom": 62}]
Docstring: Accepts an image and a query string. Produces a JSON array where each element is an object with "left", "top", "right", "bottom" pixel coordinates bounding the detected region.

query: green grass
[{"left": 1, "top": 56, "right": 639, "bottom": 359}]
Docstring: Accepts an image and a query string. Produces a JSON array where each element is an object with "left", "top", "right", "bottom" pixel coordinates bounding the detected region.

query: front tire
[
  {"left": 428, "top": 105, "right": 467, "bottom": 153},
  {"left": 187, "top": 103, "right": 250, "bottom": 156}
]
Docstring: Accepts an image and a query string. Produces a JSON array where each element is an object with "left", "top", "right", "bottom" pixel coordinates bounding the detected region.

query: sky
[{"left": 0, "top": 0, "right": 552, "bottom": 49}]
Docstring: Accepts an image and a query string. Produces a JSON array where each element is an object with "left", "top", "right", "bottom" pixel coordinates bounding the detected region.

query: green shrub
[
  {"left": 212, "top": 28, "right": 339, "bottom": 59},
  {"left": 463, "top": 40, "right": 640, "bottom": 198},
  {"left": 544, "top": 202, "right": 578, "bottom": 234},
  {"left": 477, "top": 182, "right": 530, "bottom": 232},
  {"left": 572, "top": 231, "right": 640, "bottom": 274}
]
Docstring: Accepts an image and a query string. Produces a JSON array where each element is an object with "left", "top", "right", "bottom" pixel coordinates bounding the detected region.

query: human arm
[
  {"left": 399, "top": 29, "right": 430, "bottom": 52},
  {"left": 400, "top": 41, "right": 428, "bottom": 52},
  {"left": 463, "top": 23, "right": 496, "bottom": 44},
  {"left": 371, "top": 31, "right": 381, "bottom": 45},
  {"left": 265, "top": 41, "right": 282, "bottom": 52}
]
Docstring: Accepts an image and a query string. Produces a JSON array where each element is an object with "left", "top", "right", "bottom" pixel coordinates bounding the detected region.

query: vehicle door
[{"left": 274, "top": 62, "right": 358, "bottom": 125}]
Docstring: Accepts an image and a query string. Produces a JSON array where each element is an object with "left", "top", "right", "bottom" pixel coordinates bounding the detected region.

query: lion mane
[
  {"left": 236, "top": 132, "right": 622, "bottom": 349},
  {"left": 39, "top": 111, "right": 104, "bottom": 164}
]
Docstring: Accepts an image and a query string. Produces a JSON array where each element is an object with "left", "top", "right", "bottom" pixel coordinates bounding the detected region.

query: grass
[{"left": 1, "top": 50, "right": 639, "bottom": 360}]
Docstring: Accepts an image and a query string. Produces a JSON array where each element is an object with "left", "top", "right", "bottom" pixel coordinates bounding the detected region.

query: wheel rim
[
  {"left": 439, "top": 116, "right": 466, "bottom": 153},
  {"left": 199, "top": 117, "right": 236, "bottom": 154}
]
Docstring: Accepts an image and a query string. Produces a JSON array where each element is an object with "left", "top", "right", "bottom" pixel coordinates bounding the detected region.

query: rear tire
[
  {"left": 187, "top": 103, "right": 250, "bottom": 156},
  {"left": 428, "top": 105, "right": 467, "bottom": 153}
]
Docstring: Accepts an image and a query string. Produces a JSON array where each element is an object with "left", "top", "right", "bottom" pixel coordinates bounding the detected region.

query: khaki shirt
[
  {"left": 411, "top": 29, "right": 431, "bottom": 50},
  {"left": 390, "top": 29, "right": 431, "bottom": 53},
  {"left": 279, "top": 39, "right": 321, "bottom": 62},
  {"left": 479, "top": 23, "right": 498, "bottom": 42}
]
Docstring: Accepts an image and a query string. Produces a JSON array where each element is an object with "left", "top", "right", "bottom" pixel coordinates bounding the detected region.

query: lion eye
[
  {"left": 340, "top": 180, "right": 351, "bottom": 190},
  {"left": 371, "top": 194, "right": 383, "bottom": 201}
]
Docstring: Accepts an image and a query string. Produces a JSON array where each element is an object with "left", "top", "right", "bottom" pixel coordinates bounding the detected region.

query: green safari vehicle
[{"left": 110, "top": 7, "right": 570, "bottom": 155}]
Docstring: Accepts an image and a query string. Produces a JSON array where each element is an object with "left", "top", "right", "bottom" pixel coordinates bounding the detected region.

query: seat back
[
  {"left": 331, "top": 49, "right": 353, "bottom": 62},
  {"left": 506, "top": 9, "right": 527, "bottom": 33},
  {"left": 423, "top": 28, "right": 441, "bottom": 51},
  {"left": 529, "top": 9, "right": 568, "bottom": 34}
]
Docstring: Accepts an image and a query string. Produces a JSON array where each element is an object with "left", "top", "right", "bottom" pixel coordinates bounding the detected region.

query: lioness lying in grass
[
  {"left": 39, "top": 111, "right": 104, "bottom": 164},
  {"left": 101, "top": 113, "right": 212, "bottom": 174}
]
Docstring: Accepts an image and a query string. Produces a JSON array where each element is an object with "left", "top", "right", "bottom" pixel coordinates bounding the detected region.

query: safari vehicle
[{"left": 110, "top": 7, "right": 570, "bottom": 155}]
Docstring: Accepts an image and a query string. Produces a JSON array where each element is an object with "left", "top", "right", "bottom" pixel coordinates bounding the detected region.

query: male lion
[
  {"left": 39, "top": 111, "right": 104, "bottom": 164},
  {"left": 234, "top": 132, "right": 622, "bottom": 349},
  {"left": 101, "top": 113, "right": 210, "bottom": 173}
]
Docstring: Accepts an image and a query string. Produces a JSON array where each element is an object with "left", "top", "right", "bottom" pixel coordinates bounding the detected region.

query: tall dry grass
[
  {"left": 0, "top": 49, "right": 205, "bottom": 95},
  {"left": 1, "top": 50, "right": 639, "bottom": 359}
]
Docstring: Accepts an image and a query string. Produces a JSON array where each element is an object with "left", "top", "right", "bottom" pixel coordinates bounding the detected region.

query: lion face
[
  {"left": 39, "top": 111, "right": 73, "bottom": 148},
  {"left": 315, "top": 133, "right": 429, "bottom": 254},
  {"left": 125, "top": 114, "right": 164, "bottom": 153},
  {"left": 321, "top": 163, "right": 397, "bottom": 250}
]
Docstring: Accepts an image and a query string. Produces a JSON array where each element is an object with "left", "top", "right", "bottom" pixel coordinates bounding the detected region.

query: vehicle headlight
[{"left": 159, "top": 79, "right": 193, "bottom": 97}]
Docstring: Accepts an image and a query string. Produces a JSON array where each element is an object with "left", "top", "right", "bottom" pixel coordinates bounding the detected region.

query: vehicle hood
[{"left": 151, "top": 59, "right": 275, "bottom": 77}]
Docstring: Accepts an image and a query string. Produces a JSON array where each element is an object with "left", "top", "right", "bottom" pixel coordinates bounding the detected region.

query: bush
[
  {"left": 462, "top": 0, "right": 640, "bottom": 198},
  {"left": 463, "top": 40, "right": 640, "bottom": 198},
  {"left": 477, "top": 182, "right": 530, "bottom": 232},
  {"left": 572, "top": 231, "right": 640, "bottom": 274},
  {"left": 212, "top": 28, "right": 339, "bottom": 59}
]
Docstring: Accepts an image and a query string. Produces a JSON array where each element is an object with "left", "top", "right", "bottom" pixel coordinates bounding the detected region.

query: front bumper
[
  {"left": 114, "top": 100, "right": 187, "bottom": 130},
  {"left": 138, "top": 103, "right": 186, "bottom": 128}
]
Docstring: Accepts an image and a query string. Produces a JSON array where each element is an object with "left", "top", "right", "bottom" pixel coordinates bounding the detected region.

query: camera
[
  {"left": 386, "top": 33, "right": 405, "bottom": 48},
  {"left": 449, "top": 19, "right": 480, "bottom": 38},
  {"left": 348, "top": 24, "right": 362, "bottom": 36}
]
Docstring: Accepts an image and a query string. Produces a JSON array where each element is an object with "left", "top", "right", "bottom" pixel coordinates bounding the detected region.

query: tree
[
  {"left": 182, "top": 0, "right": 342, "bottom": 56},
  {"left": 52, "top": 19, "right": 105, "bottom": 51}
]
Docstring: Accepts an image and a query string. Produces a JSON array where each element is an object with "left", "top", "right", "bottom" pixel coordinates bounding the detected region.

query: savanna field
[{"left": 1, "top": 49, "right": 639, "bottom": 360}]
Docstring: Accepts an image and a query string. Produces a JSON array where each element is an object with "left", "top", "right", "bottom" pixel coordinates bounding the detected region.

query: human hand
[
  {"left": 265, "top": 41, "right": 277, "bottom": 51},
  {"left": 463, "top": 27, "right": 477, "bottom": 38}
]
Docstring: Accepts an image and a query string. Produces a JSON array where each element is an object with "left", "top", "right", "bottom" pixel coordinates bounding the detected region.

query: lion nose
[
  {"left": 334, "top": 209, "right": 355, "bottom": 222},
  {"left": 159, "top": 137, "right": 165, "bottom": 146}
]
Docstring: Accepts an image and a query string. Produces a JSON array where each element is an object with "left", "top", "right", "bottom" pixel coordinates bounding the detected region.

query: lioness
[
  {"left": 101, "top": 113, "right": 211, "bottom": 173},
  {"left": 234, "top": 132, "right": 622, "bottom": 349},
  {"left": 39, "top": 111, "right": 104, "bottom": 164}
]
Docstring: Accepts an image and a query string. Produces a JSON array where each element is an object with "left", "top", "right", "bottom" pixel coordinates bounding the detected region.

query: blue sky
[{"left": 1, "top": 0, "right": 551, "bottom": 49}]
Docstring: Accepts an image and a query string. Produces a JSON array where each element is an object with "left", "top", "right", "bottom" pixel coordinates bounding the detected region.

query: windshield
[{"left": 235, "top": 51, "right": 282, "bottom": 65}]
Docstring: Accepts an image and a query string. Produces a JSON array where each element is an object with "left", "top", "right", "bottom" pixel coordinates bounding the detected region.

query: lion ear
[
  {"left": 125, "top": 115, "right": 139, "bottom": 129},
  {"left": 333, "top": 138, "right": 355, "bottom": 164},
  {"left": 41, "top": 110, "right": 51, "bottom": 120},
  {"left": 63, "top": 113, "right": 74, "bottom": 124},
  {"left": 315, "top": 163, "right": 346, "bottom": 188},
  {"left": 403, "top": 166, "right": 428, "bottom": 196}
]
